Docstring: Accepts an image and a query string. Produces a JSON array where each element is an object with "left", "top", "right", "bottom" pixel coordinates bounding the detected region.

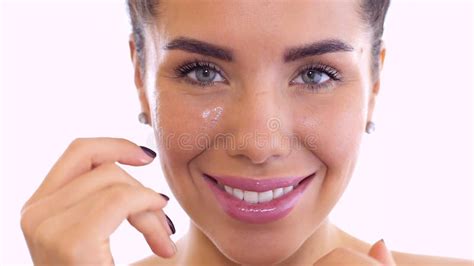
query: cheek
[
  {"left": 296, "top": 91, "right": 366, "bottom": 175},
  {"left": 152, "top": 88, "right": 226, "bottom": 192},
  {"left": 319, "top": 109, "right": 364, "bottom": 166},
  {"left": 154, "top": 93, "right": 221, "bottom": 157}
]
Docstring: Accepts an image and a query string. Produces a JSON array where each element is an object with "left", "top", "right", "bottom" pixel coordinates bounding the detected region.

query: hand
[
  {"left": 314, "top": 239, "right": 396, "bottom": 266},
  {"left": 20, "top": 137, "right": 175, "bottom": 265}
]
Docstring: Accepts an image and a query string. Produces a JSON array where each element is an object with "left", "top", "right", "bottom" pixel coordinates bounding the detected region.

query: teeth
[
  {"left": 283, "top": 186, "right": 293, "bottom": 194},
  {"left": 273, "top": 187, "right": 284, "bottom": 199},
  {"left": 221, "top": 184, "right": 295, "bottom": 203},
  {"left": 233, "top": 188, "right": 244, "bottom": 200},
  {"left": 258, "top": 190, "right": 273, "bottom": 203},
  {"left": 244, "top": 191, "right": 259, "bottom": 204}
]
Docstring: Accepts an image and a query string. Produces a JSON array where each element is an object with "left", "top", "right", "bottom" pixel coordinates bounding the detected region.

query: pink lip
[{"left": 203, "top": 173, "right": 315, "bottom": 224}]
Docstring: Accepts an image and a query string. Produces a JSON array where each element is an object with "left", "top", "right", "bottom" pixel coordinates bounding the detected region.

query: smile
[
  {"left": 203, "top": 172, "right": 316, "bottom": 224},
  {"left": 221, "top": 184, "right": 295, "bottom": 204}
]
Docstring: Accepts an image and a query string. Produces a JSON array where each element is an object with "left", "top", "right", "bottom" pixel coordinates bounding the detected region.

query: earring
[
  {"left": 138, "top": 112, "right": 148, "bottom": 124},
  {"left": 365, "top": 121, "right": 376, "bottom": 134}
]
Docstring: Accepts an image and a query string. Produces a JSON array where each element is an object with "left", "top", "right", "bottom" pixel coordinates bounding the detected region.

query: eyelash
[
  {"left": 173, "top": 59, "right": 342, "bottom": 91},
  {"left": 174, "top": 60, "right": 226, "bottom": 87},
  {"left": 293, "top": 63, "right": 342, "bottom": 91}
]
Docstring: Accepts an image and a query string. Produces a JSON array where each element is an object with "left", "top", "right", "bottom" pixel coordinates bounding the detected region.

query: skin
[
  {"left": 19, "top": 0, "right": 472, "bottom": 265},
  {"left": 136, "top": 0, "right": 379, "bottom": 264}
]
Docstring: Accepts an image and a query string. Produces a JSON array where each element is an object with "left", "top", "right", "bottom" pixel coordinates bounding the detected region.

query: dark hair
[
  {"left": 127, "top": 0, "right": 390, "bottom": 80},
  {"left": 360, "top": 0, "right": 391, "bottom": 80}
]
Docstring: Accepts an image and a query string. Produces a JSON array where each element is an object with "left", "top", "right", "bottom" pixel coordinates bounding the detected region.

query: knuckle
[
  {"left": 70, "top": 137, "right": 86, "bottom": 148},
  {"left": 20, "top": 204, "right": 43, "bottom": 238},
  {"left": 67, "top": 137, "right": 88, "bottom": 153},
  {"left": 20, "top": 210, "right": 33, "bottom": 236}
]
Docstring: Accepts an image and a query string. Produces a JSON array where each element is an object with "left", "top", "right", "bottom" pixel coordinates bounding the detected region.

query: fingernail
[
  {"left": 380, "top": 238, "right": 385, "bottom": 243},
  {"left": 159, "top": 193, "right": 170, "bottom": 201},
  {"left": 165, "top": 214, "right": 176, "bottom": 235},
  {"left": 140, "top": 146, "right": 156, "bottom": 159}
]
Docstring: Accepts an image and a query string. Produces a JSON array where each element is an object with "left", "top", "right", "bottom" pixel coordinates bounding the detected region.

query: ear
[
  {"left": 129, "top": 33, "right": 151, "bottom": 127},
  {"left": 367, "top": 41, "right": 386, "bottom": 123}
]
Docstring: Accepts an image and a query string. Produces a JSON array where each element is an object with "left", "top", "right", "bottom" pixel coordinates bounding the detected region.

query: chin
[
  {"left": 212, "top": 228, "right": 305, "bottom": 265},
  {"left": 196, "top": 198, "right": 321, "bottom": 266},
  {"left": 184, "top": 170, "right": 329, "bottom": 265}
]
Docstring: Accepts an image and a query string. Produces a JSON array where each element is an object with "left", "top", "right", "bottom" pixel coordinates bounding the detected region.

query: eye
[
  {"left": 174, "top": 60, "right": 225, "bottom": 87},
  {"left": 295, "top": 69, "right": 330, "bottom": 84},
  {"left": 291, "top": 63, "right": 342, "bottom": 91}
]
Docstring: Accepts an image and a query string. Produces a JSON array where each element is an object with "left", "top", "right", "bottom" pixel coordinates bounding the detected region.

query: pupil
[
  {"left": 196, "top": 67, "right": 216, "bottom": 82},
  {"left": 304, "top": 70, "right": 321, "bottom": 83}
]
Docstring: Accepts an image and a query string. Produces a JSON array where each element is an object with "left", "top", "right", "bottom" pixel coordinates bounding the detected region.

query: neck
[{"left": 177, "top": 219, "right": 346, "bottom": 265}]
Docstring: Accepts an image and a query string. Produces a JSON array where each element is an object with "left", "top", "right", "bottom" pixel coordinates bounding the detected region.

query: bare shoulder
[
  {"left": 130, "top": 255, "right": 177, "bottom": 266},
  {"left": 392, "top": 250, "right": 473, "bottom": 266},
  {"left": 130, "top": 247, "right": 474, "bottom": 266}
]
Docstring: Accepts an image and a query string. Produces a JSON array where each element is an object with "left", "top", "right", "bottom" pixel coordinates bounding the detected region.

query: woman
[{"left": 19, "top": 0, "right": 472, "bottom": 265}]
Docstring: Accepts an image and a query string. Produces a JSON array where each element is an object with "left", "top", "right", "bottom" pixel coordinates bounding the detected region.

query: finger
[
  {"left": 21, "top": 162, "right": 144, "bottom": 234},
  {"left": 368, "top": 239, "right": 397, "bottom": 266},
  {"left": 35, "top": 184, "right": 169, "bottom": 246},
  {"left": 147, "top": 209, "right": 174, "bottom": 236},
  {"left": 314, "top": 247, "right": 381, "bottom": 266},
  {"left": 129, "top": 210, "right": 176, "bottom": 258},
  {"left": 26, "top": 137, "right": 156, "bottom": 207},
  {"left": 77, "top": 184, "right": 167, "bottom": 238}
]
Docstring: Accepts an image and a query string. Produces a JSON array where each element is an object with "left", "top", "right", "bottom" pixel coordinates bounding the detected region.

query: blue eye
[
  {"left": 291, "top": 63, "right": 342, "bottom": 91},
  {"left": 174, "top": 60, "right": 341, "bottom": 91},
  {"left": 294, "top": 69, "right": 331, "bottom": 85},
  {"left": 175, "top": 60, "right": 225, "bottom": 87}
]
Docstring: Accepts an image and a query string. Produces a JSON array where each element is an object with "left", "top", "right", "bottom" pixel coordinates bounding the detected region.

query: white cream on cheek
[{"left": 201, "top": 106, "right": 224, "bottom": 129}]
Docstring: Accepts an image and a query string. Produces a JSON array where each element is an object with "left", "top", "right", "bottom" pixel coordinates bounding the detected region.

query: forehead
[{"left": 152, "top": 0, "right": 366, "bottom": 65}]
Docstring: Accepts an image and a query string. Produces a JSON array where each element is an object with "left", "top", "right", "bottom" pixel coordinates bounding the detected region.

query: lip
[{"left": 203, "top": 173, "right": 316, "bottom": 224}]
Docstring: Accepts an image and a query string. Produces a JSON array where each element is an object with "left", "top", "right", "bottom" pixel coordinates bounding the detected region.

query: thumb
[{"left": 368, "top": 239, "right": 396, "bottom": 266}]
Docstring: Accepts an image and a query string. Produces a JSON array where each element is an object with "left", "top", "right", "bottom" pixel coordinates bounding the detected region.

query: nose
[{"left": 225, "top": 86, "right": 291, "bottom": 164}]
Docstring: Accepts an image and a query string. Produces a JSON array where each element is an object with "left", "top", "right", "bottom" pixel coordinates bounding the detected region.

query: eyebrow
[
  {"left": 283, "top": 39, "right": 354, "bottom": 62},
  {"left": 163, "top": 37, "right": 234, "bottom": 61},
  {"left": 163, "top": 37, "right": 354, "bottom": 63}
]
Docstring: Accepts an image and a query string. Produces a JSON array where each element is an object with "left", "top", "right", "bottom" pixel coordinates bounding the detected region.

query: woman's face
[{"left": 136, "top": 0, "right": 379, "bottom": 264}]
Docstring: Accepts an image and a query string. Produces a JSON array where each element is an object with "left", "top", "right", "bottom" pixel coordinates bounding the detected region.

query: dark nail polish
[
  {"left": 380, "top": 238, "right": 385, "bottom": 244},
  {"left": 140, "top": 146, "right": 156, "bottom": 159},
  {"left": 159, "top": 193, "right": 170, "bottom": 201},
  {"left": 165, "top": 214, "right": 176, "bottom": 235}
]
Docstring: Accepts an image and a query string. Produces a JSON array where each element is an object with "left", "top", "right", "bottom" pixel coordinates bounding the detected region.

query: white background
[{"left": 1, "top": 0, "right": 473, "bottom": 264}]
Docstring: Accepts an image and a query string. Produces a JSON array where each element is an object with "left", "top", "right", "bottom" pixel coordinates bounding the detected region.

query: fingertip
[
  {"left": 369, "top": 238, "right": 385, "bottom": 252},
  {"left": 138, "top": 146, "right": 157, "bottom": 164},
  {"left": 146, "top": 234, "right": 177, "bottom": 259},
  {"left": 368, "top": 238, "right": 396, "bottom": 266}
]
